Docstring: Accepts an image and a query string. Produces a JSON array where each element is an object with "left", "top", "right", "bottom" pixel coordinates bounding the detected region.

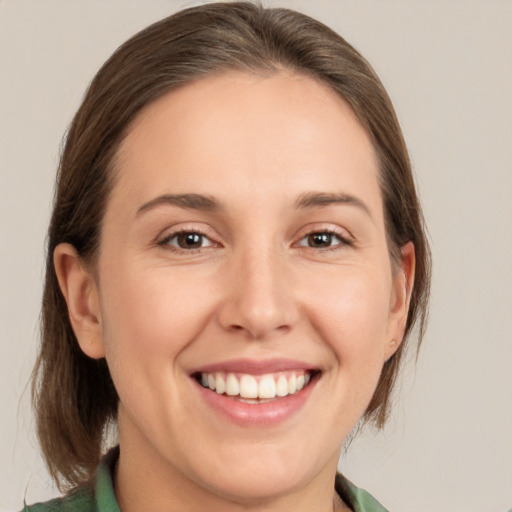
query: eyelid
[
  {"left": 156, "top": 224, "right": 222, "bottom": 251},
  {"left": 293, "top": 224, "right": 355, "bottom": 250},
  {"left": 162, "top": 232, "right": 214, "bottom": 249}
]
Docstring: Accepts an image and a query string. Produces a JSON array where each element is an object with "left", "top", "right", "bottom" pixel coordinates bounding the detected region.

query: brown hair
[{"left": 33, "top": 1, "right": 431, "bottom": 489}]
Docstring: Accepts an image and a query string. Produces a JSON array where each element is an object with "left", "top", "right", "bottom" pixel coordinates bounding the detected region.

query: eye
[
  {"left": 160, "top": 231, "right": 216, "bottom": 250},
  {"left": 297, "top": 231, "right": 350, "bottom": 249}
]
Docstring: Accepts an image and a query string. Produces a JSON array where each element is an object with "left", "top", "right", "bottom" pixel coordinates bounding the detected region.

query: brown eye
[
  {"left": 307, "top": 233, "right": 334, "bottom": 248},
  {"left": 176, "top": 232, "right": 204, "bottom": 249},
  {"left": 161, "top": 231, "right": 214, "bottom": 250},
  {"left": 297, "top": 231, "right": 349, "bottom": 250}
]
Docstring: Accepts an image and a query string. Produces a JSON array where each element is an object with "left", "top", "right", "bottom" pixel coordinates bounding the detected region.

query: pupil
[
  {"left": 308, "top": 233, "right": 331, "bottom": 247},
  {"left": 178, "top": 233, "right": 202, "bottom": 249}
]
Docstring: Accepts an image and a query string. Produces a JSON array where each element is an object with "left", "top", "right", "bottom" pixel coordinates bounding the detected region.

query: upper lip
[{"left": 190, "top": 358, "right": 319, "bottom": 375}]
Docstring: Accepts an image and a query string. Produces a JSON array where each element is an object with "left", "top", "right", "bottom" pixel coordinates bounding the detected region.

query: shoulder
[
  {"left": 336, "top": 473, "right": 390, "bottom": 512},
  {"left": 20, "top": 485, "right": 95, "bottom": 512},
  {"left": 20, "top": 448, "right": 120, "bottom": 512}
]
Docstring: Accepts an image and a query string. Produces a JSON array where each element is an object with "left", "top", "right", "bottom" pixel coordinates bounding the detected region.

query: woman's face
[{"left": 69, "top": 72, "right": 412, "bottom": 503}]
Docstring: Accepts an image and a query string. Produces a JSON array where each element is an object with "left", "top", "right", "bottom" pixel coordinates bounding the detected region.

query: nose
[{"left": 217, "top": 247, "right": 300, "bottom": 339}]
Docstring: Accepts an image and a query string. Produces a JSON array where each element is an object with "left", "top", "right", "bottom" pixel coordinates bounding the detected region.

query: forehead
[{"left": 112, "top": 71, "right": 382, "bottom": 216}]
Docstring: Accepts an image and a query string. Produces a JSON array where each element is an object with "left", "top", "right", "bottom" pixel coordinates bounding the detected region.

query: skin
[{"left": 55, "top": 71, "right": 414, "bottom": 512}]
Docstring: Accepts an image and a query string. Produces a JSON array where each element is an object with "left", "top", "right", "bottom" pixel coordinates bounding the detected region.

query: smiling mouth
[{"left": 193, "top": 370, "right": 319, "bottom": 402}]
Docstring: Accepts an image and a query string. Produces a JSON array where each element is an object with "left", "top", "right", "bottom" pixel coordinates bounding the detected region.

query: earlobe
[
  {"left": 385, "top": 241, "right": 416, "bottom": 359},
  {"left": 53, "top": 243, "right": 105, "bottom": 359}
]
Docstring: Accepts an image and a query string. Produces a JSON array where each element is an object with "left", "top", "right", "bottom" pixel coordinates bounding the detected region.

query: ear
[
  {"left": 385, "top": 241, "right": 416, "bottom": 360},
  {"left": 53, "top": 243, "right": 105, "bottom": 359}
]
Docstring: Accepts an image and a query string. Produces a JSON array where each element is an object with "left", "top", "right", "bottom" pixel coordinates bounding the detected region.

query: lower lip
[{"left": 193, "top": 377, "right": 317, "bottom": 427}]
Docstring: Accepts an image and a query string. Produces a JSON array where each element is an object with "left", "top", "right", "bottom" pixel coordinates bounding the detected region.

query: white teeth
[
  {"left": 215, "top": 373, "right": 225, "bottom": 395},
  {"left": 199, "top": 370, "right": 314, "bottom": 399},
  {"left": 276, "top": 375, "right": 288, "bottom": 397},
  {"left": 258, "top": 375, "right": 276, "bottom": 399},
  {"left": 238, "top": 398, "right": 258, "bottom": 404},
  {"left": 296, "top": 374, "right": 305, "bottom": 391},
  {"left": 288, "top": 373, "right": 297, "bottom": 394},
  {"left": 225, "top": 373, "right": 239, "bottom": 396},
  {"left": 239, "top": 374, "right": 259, "bottom": 398}
]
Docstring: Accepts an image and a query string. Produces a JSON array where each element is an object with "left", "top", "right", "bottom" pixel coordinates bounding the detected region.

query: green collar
[{"left": 335, "top": 473, "right": 389, "bottom": 512}]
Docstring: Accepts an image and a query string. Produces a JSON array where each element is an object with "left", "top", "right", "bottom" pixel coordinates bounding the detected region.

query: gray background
[{"left": 1, "top": 1, "right": 511, "bottom": 511}]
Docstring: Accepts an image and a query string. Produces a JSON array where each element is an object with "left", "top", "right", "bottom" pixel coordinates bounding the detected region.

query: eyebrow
[
  {"left": 135, "top": 191, "right": 371, "bottom": 218},
  {"left": 136, "top": 193, "right": 223, "bottom": 217},
  {"left": 294, "top": 191, "right": 372, "bottom": 217}
]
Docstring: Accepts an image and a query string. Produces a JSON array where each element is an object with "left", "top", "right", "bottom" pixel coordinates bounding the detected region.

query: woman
[{"left": 27, "top": 2, "right": 430, "bottom": 511}]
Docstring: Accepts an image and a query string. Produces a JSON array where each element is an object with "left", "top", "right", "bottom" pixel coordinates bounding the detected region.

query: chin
[
  {"left": 197, "top": 464, "right": 307, "bottom": 504},
  {"left": 185, "top": 438, "right": 335, "bottom": 505}
]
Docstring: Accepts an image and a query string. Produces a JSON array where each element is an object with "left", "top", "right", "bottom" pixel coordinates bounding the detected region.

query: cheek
[
  {"left": 300, "top": 267, "right": 390, "bottom": 412},
  {"left": 97, "top": 264, "right": 218, "bottom": 372},
  {"left": 303, "top": 266, "right": 392, "bottom": 367},
  {"left": 294, "top": 267, "right": 393, "bottom": 433}
]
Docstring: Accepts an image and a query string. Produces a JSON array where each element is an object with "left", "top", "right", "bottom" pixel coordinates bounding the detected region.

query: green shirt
[{"left": 22, "top": 448, "right": 388, "bottom": 512}]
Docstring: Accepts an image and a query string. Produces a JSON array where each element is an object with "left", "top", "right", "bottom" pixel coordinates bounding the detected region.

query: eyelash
[
  {"left": 157, "top": 229, "right": 217, "bottom": 253},
  {"left": 296, "top": 229, "right": 354, "bottom": 252},
  {"left": 157, "top": 227, "right": 353, "bottom": 255}
]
